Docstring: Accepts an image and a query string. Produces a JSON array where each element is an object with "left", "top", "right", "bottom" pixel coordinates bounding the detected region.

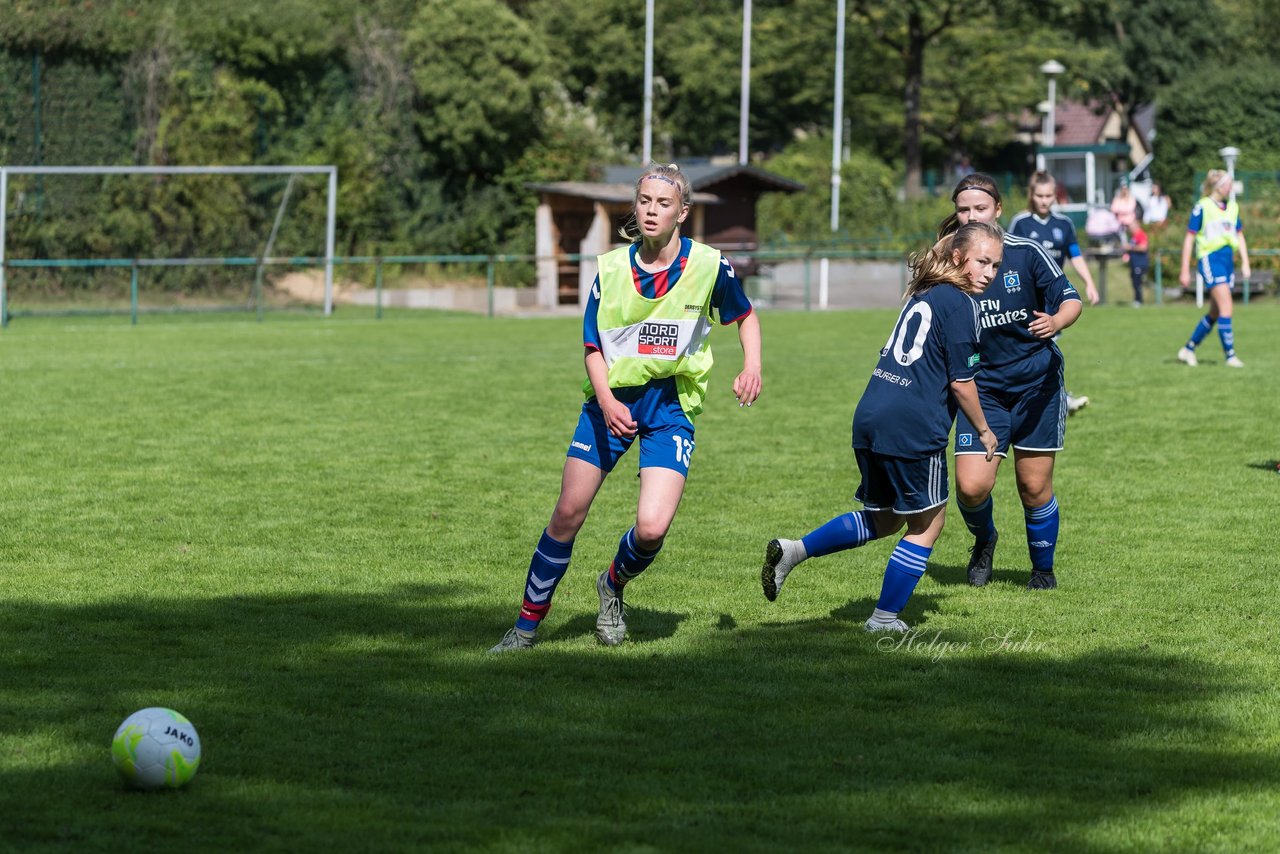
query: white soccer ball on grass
[{"left": 110, "top": 707, "right": 202, "bottom": 789}]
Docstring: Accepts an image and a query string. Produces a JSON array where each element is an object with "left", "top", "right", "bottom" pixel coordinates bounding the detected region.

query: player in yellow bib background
[
  {"left": 1177, "top": 169, "right": 1251, "bottom": 368},
  {"left": 490, "top": 163, "right": 762, "bottom": 652}
]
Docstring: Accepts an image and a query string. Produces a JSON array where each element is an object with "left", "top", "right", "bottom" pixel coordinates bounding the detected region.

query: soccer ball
[{"left": 111, "top": 707, "right": 202, "bottom": 790}]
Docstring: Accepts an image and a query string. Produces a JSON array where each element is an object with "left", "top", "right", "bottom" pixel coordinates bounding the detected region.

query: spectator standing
[
  {"left": 1124, "top": 224, "right": 1149, "bottom": 307},
  {"left": 1111, "top": 180, "right": 1139, "bottom": 231},
  {"left": 1143, "top": 181, "right": 1171, "bottom": 229}
]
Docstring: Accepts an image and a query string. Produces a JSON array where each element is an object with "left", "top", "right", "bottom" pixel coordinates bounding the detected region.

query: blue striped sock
[
  {"left": 875, "top": 539, "right": 932, "bottom": 614},
  {"left": 1217, "top": 317, "right": 1235, "bottom": 358},
  {"left": 515, "top": 529, "right": 574, "bottom": 634},
  {"left": 1188, "top": 314, "right": 1214, "bottom": 348},
  {"left": 1024, "top": 496, "right": 1059, "bottom": 572},
  {"left": 958, "top": 497, "right": 996, "bottom": 545},
  {"left": 800, "top": 511, "right": 877, "bottom": 558},
  {"left": 606, "top": 527, "right": 660, "bottom": 591}
]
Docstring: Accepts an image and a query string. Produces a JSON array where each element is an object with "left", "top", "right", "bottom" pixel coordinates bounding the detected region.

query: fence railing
[
  {"left": 2, "top": 246, "right": 1274, "bottom": 325},
  {"left": 1148, "top": 247, "right": 1278, "bottom": 307}
]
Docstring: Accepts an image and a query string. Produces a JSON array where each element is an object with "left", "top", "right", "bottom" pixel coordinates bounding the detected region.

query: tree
[
  {"left": 523, "top": 0, "right": 886, "bottom": 161},
  {"left": 1033, "top": 0, "right": 1226, "bottom": 159},
  {"left": 851, "top": 0, "right": 988, "bottom": 198},
  {"left": 405, "top": 0, "right": 553, "bottom": 186},
  {"left": 1156, "top": 59, "right": 1280, "bottom": 199},
  {"left": 523, "top": 0, "right": 645, "bottom": 156},
  {"left": 0, "top": 0, "right": 145, "bottom": 57}
]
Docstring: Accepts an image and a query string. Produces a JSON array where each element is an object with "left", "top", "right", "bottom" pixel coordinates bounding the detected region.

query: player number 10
[{"left": 881, "top": 303, "right": 933, "bottom": 366}]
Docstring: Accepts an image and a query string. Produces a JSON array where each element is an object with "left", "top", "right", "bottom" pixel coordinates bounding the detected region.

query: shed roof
[
  {"left": 527, "top": 181, "right": 720, "bottom": 205},
  {"left": 529, "top": 161, "right": 804, "bottom": 204},
  {"left": 603, "top": 162, "right": 805, "bottom": 193},
  {"left": 1050, "top": 100, "right": 1111, "bottom": 147}
]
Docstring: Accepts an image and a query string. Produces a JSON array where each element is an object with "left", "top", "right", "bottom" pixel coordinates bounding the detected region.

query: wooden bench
[{"left": 1232, "top": 269, "right": 1274, "bottom": 297}]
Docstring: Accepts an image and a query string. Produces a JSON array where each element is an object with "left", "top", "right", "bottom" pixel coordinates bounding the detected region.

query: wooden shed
[{"left": 528, "top": 161, "right": 804, "bottom": 308}]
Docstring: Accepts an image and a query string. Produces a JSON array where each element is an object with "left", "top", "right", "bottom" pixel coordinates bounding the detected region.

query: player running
[
  {"left": 941, "top": 173, "right": 1082, "bottom": 590},
  {"left": 1008, "top": 170, "right": 1099, "bottom": 413},
  {"left": 1177, "top": 169, "right": 1251, "bottom": 368},
  {"left": 760, "top": 222, "right": 1000, "bottom": 633},
  {"left": 489, "top": 162, "right": 762, "bottom": 652}
]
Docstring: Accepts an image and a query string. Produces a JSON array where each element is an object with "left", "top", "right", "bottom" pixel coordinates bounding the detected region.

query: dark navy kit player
[
  {"left": 1008, "top": 171, "right": 1100, "bottom": 306},
  {"left": 1008, "top": 171, "right": 1098, "bottom": 414},
  {"left": 489, "top": 163, "right": 762, "bottom": 653},
  {"left": 941, "top": 173, "right": 1082, "bottom": 591},
  {"left": 761, "top": 222, "right": 1000, "bottom": 634}
]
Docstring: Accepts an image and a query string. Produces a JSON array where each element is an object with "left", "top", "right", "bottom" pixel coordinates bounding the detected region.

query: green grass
[{"left": 1, "top": 302, "right": 1278, "bottom": 852}]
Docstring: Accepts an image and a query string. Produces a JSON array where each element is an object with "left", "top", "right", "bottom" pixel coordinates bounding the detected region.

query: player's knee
[
  {"left": 632, "top": 518, "right": 669, "bottom": 550},
  {"left": 548, "top": 502, "right": 589, "bottom": 539},
  {"left": 1016, "top": 480, "right": 1052, "bottom": 507},
  {"left": 903, "top": 518, "right": 933, "bottom": 539},
  {"left": 869, "top": 510, "right": 901, "bottom": 539},
  {"left": 956, "top": 482, "right": 993, "bottom": 506}
]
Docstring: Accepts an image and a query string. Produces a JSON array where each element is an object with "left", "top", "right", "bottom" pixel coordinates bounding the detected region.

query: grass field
[{"left": 1, "top": 301, "right": 1278, "bottom": 851}]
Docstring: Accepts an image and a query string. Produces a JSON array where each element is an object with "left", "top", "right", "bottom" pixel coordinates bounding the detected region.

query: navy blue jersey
[
  {"left": 852, "top": 284, "right": 981, "bottom": 457},
  {"left": 975, "top": 234, "right": 1081, "bottom": 387},
  {"left": 583, "top": 237, "right": 752, "bottom": 351},
  {"left": 1007, "top": 211, "right": 1082, "bottom": 265}
]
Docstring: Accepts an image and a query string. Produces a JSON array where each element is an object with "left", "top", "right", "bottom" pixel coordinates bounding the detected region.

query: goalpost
[{"left": 0, "top": 164, "right": 338, "bottom": 324}]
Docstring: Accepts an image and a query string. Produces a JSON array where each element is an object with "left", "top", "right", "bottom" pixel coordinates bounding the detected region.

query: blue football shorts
[
  {"left": 954, "top": 371, "right": 1066, "bottom": 457},
  {"left": 1198, "top": 251, "right": 1235, "bottom": 289},
  {"left": 566, "top": 377, "right": 694, "bottom": 476},
  {"left": 853, "top": 447, "right": 949, "bottom": 515}
]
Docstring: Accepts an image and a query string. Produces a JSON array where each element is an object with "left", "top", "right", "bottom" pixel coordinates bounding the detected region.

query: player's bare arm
[{"left": 732, "top": 311, "right": 762, "bottom": 407}]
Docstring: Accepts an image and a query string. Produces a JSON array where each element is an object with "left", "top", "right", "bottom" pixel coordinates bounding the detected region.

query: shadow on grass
[
  {"left": 927, "top": 561, "right": 1038, "bottom": 588},
  {"left": 829, "top": 593, "right": 941, "bottom": 627},
  {"left": 0, "top": 587, "right": 1275, "bottom": 851},
  {"left": 545, "top": 606, "right": 686, "bottom": 646},
  {"left": 922, "top": 561, "right": 969, "bottom": 586}
]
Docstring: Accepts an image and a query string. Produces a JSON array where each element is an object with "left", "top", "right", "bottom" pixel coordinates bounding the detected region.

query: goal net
[{"left": 0, "top": 165, "right": 337, "bottom": 324}]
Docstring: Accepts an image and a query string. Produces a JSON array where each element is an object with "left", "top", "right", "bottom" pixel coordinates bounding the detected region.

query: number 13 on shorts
[{"left": 672, "top": 435, "right": 694, "bottom": 467}]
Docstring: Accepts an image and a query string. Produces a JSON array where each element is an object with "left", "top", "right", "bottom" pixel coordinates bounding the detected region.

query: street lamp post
[
  {"left": 1219, "top": 146, "right": 1240, "bottom": 204},
  {"left": 1039, "top": 60, "right": 1064, "bottom": 149},
  {"left": 1035, "top": 100, "right": 1051, "bottom": 172}
]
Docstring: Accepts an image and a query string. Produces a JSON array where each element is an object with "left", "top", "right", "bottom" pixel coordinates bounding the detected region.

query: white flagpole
[
  {"left": 643, "top": 0, "right": 655, "bottom": 163},
  {"left": 822, "top": 0, "right": 846, "bottom": 310},
  {"left": 739, "top": 0, "right": 752, "bottom": 166},
  {"left": 830, "top": 0, "right": 846, "bottom": 233}
]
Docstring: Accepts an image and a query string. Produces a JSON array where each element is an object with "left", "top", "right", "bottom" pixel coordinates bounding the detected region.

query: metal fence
[
  {"left": 1, "top": 249, "right": 916, "bottom": 325},
  {"left": 2, "top": 245, "right": 1274, "bottom": 326}
]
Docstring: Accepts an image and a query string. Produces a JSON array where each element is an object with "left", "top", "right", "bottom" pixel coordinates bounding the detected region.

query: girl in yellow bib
[
  {"left": 489, "top": 163, "right": 762, "bottom": 652},
  {"left": 1177, "top": 169, "right": 1251, "bottom": 368}
]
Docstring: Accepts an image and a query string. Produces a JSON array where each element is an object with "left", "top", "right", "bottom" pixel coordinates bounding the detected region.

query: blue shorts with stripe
[
  {"left": 853, "top": 448, "right": 949, "bottom": 515},
  {"left": 566, "top": 377, "right": 694, "bottom": 476},
  {"left": 1198, "top": 252, "right": 1235, "bottom": 289},
  {"left": 954, "top": 369, "right": 1066, "bottom": 457}
]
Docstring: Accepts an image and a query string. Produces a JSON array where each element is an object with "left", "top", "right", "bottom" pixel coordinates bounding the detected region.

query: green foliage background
[{"left": 0, "top": 0, "right": 1276, "bottom": 288}]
